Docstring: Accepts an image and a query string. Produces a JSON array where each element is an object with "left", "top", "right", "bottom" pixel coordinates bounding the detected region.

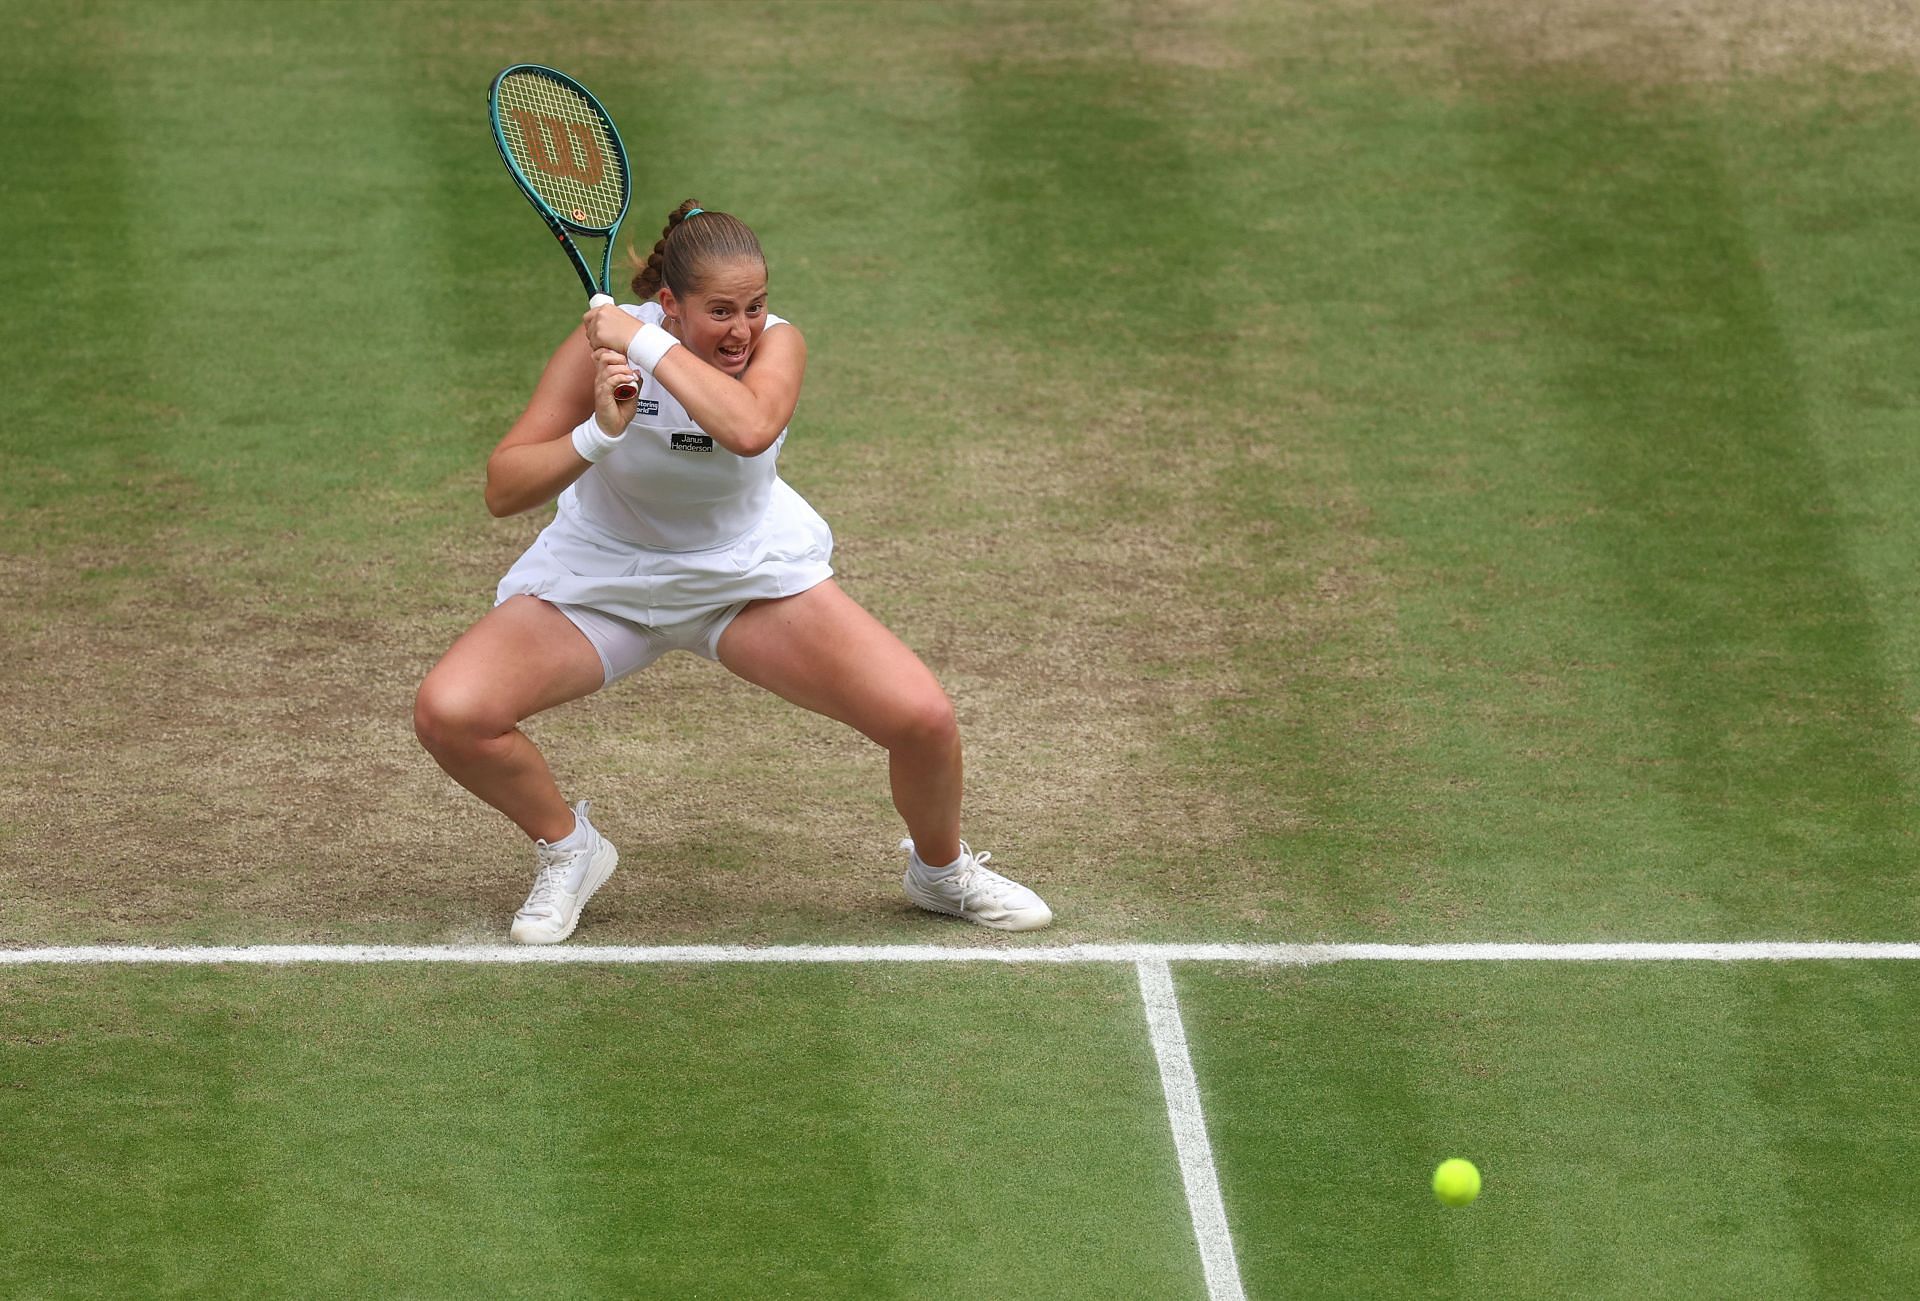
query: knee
[
  {"left": 877, "top": 688, "right": 958, "bottom": 756},
  {"left": 411, "top": 679, "right": 458, "bottom": 753},
  {"left": 413, "top": 675, "right": 505, "bottom": 756}
]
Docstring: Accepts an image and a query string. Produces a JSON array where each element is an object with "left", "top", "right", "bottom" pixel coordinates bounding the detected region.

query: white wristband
[
  {"left": 626, "top": 322, "right": 681, "bottom": 375},
  {"left": 570, "top": 416, "right": 624, "bottom": 464}
]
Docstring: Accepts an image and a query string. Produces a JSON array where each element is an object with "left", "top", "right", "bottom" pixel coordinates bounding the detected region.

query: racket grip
[{"left": 587, "top": 294, "right": 638, "bottom": 400}]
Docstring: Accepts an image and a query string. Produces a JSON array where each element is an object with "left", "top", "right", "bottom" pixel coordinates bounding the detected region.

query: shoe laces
[
  {"left": 950, "top": 847, "right": 1023, "bottom": 904},
  {"left": 522, "top": 846, "right": 576, "bottom": 915}
]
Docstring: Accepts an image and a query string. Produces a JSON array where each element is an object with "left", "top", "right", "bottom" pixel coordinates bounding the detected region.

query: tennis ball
[{"left": 1432, "top": 1158, "right": 1481, "bottom": 1207}]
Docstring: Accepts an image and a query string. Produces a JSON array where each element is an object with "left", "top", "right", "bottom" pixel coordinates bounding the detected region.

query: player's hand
[
  {"left": 584, "top": 303, "right": 642, "bottom": 354},
  {"left": 592, "top": 348, "right": 639, "bottom": 435}
]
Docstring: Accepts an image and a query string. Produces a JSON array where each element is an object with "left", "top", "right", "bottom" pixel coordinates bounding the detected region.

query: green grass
[
  {"left": 0, "top": 963, "right": 1199, "bottom": 1299},
  {"left": 4, "top": 0, "right": 1920, "bottom": 1294},
  {"left": 7, "top": 957, "right": 1916, "bottom": 1297},
  {"left": 1182, "top": 960, "right": 1920, "bottom": 1297}
]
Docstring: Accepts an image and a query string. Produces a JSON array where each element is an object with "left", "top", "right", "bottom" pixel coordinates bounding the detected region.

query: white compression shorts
[{"left": 549, "top": 598, "right": 747, "bottom": 685}]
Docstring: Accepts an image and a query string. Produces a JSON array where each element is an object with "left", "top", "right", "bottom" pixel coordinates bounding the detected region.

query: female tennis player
[{"left": 414, "top": 202, "right": 1051, "bottom": 943}]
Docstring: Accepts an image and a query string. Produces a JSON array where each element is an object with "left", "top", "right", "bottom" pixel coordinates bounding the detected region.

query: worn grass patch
[
  {"left": 0, "top": 0, "right": 1356, "bottom": 945},
  {"left": 1430, "top": 0, "right": 1920, "bottom": 85},
  {"left": 8, "top": 0, "right": 1918, "bottom": 949}
]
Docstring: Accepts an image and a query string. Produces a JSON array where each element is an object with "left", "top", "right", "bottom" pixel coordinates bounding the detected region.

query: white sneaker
[
  {"left": 900, "top": 839, "right": 1052, "bottom": 932},
  {"left": 510, "top": 801, "right": 619, "bottom": 945}
]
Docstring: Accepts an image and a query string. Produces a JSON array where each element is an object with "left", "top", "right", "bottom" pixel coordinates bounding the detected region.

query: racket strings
[{"left": 496, "top": 72, "right": 626, "bottom": 232}]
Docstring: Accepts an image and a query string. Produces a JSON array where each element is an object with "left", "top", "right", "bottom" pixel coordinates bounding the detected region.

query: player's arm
[
  {"left": 585, "top": 308, "right": 805, "bottom": 458},
  {"left": 484, "top": 328, "right": 636, "bottom": 517},
  {"left": 651, "top": 324, "right": 805, "bottom": 457}
]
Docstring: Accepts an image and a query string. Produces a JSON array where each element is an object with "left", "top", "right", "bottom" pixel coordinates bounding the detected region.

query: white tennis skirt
[{"left": 496, "top": 477, "right": 834, "bottom": 629}]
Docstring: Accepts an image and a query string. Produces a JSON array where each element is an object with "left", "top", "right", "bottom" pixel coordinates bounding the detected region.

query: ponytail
[{"left": 630, "top": 200, "right": 764, "bottom": 300}]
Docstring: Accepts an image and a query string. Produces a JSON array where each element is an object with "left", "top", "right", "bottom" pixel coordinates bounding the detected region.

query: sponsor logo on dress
[
  {"left": 670, "top": 432, "right": 714, "bottom": 452},
  {"left": 636, "top": 399, "right": 659, "bottom": 415}
]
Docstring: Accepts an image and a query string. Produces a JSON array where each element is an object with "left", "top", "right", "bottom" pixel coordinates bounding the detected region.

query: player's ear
[{"left": 657, "top": 286, "right": 680, "bottom": 325}]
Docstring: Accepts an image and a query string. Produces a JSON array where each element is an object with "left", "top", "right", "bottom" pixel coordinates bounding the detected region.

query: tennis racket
[{"left": 487, "top": 64, "right": 637, "bottom": 400}]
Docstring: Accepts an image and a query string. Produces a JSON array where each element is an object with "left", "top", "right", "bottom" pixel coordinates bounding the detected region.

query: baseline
[{"left": 3, "top": 941, "right": 1917, "bottom": 965}]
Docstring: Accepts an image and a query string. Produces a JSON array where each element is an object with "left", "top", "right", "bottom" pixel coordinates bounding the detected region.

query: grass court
[{"left": 3, "top": 1, "right": 1919, "bottom": 1295}]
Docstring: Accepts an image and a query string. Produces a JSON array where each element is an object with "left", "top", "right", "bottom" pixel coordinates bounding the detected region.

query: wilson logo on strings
[{"left": 509, "top": 109, "right": 604, "bottom": 186}]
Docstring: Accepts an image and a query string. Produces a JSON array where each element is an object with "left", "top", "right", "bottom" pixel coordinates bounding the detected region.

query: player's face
[{"left": 663, "top": 258, "right": 769, "bottom": 376}]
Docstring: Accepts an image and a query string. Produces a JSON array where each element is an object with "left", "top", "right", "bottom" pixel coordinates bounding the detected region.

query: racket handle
[{"left": 587, "top": 294, "right": 638, "bottom": 401}]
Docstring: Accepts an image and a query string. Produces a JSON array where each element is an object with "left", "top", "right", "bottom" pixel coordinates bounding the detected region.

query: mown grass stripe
[
  {"left": 4, "top": 941, "right": 1917, "bottom": 965},
  {"left": 1476, "top": 82, "right": 1914, "bottom": 923}
]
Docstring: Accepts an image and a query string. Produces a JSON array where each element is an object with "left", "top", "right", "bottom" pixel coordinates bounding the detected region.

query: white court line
[
  {"left": 1138, "top": 959, "right": 1246, "bottom": 1301},
  {"left": 1, "top": 941, "right": 1917, "bottom": 965}
]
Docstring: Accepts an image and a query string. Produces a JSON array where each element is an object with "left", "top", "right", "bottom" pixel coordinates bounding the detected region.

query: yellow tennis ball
[{"left": 1432, "top": 1158, "right": 1481, "bottom": 1207}]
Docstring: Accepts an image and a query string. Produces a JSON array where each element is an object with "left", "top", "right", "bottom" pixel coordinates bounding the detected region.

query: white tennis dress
[{"left": 496, "top": 303, "right": 833, "bottom": 662}]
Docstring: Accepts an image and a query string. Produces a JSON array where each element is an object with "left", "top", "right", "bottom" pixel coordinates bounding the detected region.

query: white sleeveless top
[
  {"left": 562, "top": 301, "right": 788, "bottom": 551},
  {"left": 495, "top": 301, "right": 834, "bottom": 628}
]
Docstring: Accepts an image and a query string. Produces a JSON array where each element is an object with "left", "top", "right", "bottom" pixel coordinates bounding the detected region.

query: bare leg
[
  {"left": 413, "top": 596, "right": 608, "bottom": 843},
  {"left": 717, "top": 580, "right": 963, "bottom": 865}
]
